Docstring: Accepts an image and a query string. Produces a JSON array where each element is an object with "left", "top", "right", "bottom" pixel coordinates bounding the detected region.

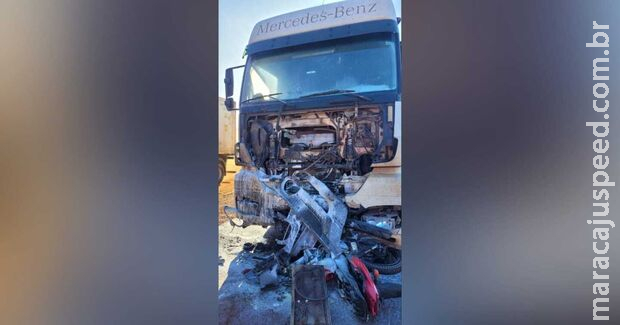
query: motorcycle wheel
[{"left": 356, "top": 237, "right": 401, "bottom": 275}]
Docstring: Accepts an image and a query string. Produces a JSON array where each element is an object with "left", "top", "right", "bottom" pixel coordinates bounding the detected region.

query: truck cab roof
[{"left": 246, "top": 0, "right": 398, "bottom": 55}]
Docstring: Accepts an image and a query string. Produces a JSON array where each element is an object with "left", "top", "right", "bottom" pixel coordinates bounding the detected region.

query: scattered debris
[
  {"left": 243, "top": 242, "right": 255, "bottom": 252},
  {"left": 259, "top": 263, "right": 279, "bottom": 289},
  {"left": 292, "top": 265, "right": 331, "bottom": 325},
  {"left": 218, "top": 220, "right": 401, "bottom": 324},
  {"left": 223, "top": 172, "right": 401, "bottom": 321}
]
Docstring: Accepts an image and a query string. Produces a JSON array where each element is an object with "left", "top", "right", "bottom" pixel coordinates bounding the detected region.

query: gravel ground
[{"left": 218, "top": 160, "right": 401, "bottom": 324}]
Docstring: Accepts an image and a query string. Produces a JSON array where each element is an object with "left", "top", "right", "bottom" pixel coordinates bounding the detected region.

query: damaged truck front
[{"left": 223, "top": 0, "right": 401, "bottom": 319}]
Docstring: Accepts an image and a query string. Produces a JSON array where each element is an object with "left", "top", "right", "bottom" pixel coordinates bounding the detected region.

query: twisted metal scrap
[{"left": 278, "top": 174, "right": 348, "bottom": 257}]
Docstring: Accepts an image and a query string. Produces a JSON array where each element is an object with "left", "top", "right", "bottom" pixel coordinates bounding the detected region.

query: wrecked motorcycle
[{"left": 225, "top": 172, "right": 400, "bottom": 320}]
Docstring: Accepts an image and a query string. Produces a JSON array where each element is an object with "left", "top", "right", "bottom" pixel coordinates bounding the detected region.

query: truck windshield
[{"left": 241, "top": 33, "right": 398, "bottom": 102}]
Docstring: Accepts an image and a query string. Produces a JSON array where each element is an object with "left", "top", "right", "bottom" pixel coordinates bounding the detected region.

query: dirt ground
[
  {"left": 218, "top": 159, "right": 239, "bottom": 225},
  {"left": 217, "top": 160, "right": 401, "bottom": 324},
  {"left": 218, "top": 158, "right": 248, "bottom": 290}
]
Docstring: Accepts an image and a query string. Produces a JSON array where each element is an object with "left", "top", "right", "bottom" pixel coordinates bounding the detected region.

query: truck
[
  {"left": 222, "top": 0, "right": 401, "bottom": 318},
  {"left": 218, "top": 96, "right": 237, "bottom": 184}
]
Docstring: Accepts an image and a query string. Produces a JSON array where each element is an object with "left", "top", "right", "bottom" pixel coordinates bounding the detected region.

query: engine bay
[{"left": 236, "top": 104, "right": 397, "bottom": 196}]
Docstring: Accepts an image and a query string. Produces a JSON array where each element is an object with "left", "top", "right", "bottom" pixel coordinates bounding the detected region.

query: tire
[
  {"left": 218, "top": 157, "right": 226, "bottom": 184},
  {"left": 355, "top": 236, "right": 401, "bottom": 275},
  {"left": 361, "top": 248, "right": 401, "bottom": 275}
]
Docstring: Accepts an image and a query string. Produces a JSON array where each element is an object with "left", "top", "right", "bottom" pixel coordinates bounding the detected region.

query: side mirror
[
  {"left": 224, "top": 67, "right": 234, "bottom": 98},
  {"left": 224, "top": 65, "right": 245, "bottom": 111},
  {"left": 224, "top": 97, "right": 236, "bottom": 111}
]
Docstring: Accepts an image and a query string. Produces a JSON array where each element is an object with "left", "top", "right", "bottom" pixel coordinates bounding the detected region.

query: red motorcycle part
[{"left": 349, "top": 256, "right": 380, "bottom": 317}]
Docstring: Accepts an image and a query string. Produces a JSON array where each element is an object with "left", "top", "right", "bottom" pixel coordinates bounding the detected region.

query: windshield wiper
[
  {"left": 241, "top": 92, "right": 284, "bottom": 104},
  {"left": 299, "top": 89, "right": 372, "bottom": 102}
]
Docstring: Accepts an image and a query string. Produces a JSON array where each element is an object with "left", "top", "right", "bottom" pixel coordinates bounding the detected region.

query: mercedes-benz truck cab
[{"left": 223, "top": 0, "right": 401, "bottom": 236}]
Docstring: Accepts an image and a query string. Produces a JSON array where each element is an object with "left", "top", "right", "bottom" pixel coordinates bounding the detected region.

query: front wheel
[{"left": 355, "top": 237, "right": 401, "bottom": 275}]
